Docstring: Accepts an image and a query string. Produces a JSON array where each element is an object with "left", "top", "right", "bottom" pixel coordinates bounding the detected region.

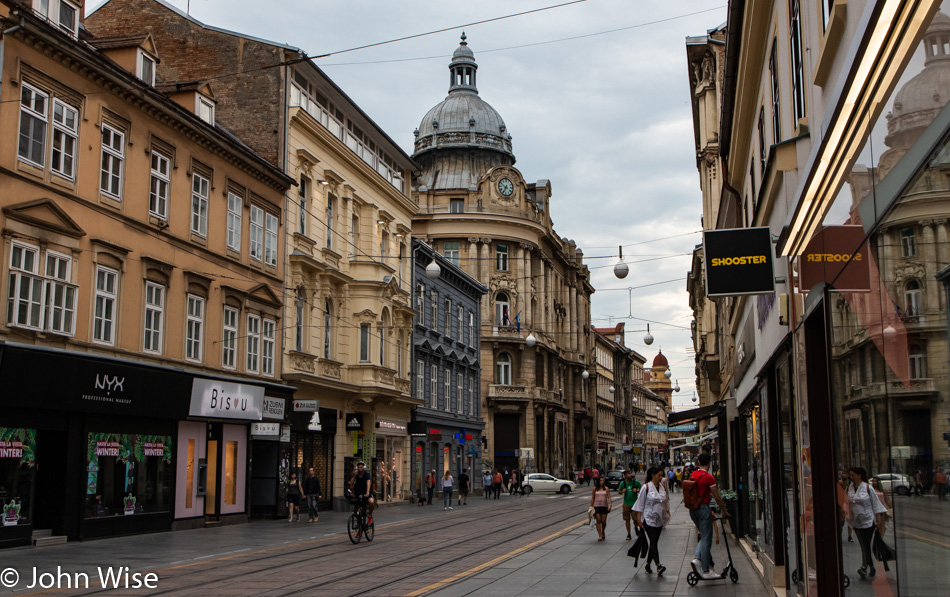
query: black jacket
[{"left": 303, "top": 476, "right": 321, "bottom": 496}]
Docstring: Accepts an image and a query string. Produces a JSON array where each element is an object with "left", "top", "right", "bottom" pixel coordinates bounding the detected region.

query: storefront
[
  {"left": 374, "top": 418, "right": 407, "bottom": 502},
  {"left": 0, "top": 343, "right": 293, "bottom": 546},
  {"left": 286, "top": 403, "right": 336, "bottom": 515}
]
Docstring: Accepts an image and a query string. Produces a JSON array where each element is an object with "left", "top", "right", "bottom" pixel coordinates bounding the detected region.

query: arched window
[
  {"left": 324, "top": 299, "right": 332, "bottom": 359},
  {"left": 905, "top": 280, "right": 921, "bottom": 317},
  {"left": 496, "top": 352, "right": 512, "bottom": 385},
  {"left": 909, "top": 344, "right": 927, "bottom": 379},
  {"left": 495, "top": 292, "right": 510, "bottom": 326}
]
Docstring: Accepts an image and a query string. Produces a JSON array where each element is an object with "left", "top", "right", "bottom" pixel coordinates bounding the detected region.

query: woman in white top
[
  {"left": 442, "top": 471, "right": 455, "bottom": 510},
  {"left": 633, "top": 467, "right": 671, "bottom": 575},
  {"left": 847, "top": 466, "right": 887, "bottom": 579}
]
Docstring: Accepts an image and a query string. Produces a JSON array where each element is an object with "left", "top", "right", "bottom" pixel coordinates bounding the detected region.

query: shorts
[
  {"left": 594, "top": 506, "right": 609, "bottom": 515},
  {"left": 459, "top": 487, "right": 469, "bottom": 496},
  {"left": 287, "top": 494, "right": 301, "bottom": 506},
  {"left": 622, "top": 504, "right": 633, "bottom": 520}
]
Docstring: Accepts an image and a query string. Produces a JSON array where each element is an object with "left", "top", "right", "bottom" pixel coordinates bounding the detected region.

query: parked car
[
  {"left": 604, "top": 470, "right": 624, "bottom": 490},
  {"left": 875, "top": 473, "right": 912, "bottom": 496},
  {"left": 522, "top": 473, "right": 576, "bottom": 494}
]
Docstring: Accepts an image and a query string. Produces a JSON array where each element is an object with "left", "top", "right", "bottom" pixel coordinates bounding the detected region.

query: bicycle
[{"left": 347, "top": 493, "right": 374, "bottom": 544}]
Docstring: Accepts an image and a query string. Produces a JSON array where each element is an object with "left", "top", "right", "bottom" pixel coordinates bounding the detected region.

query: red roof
[{"left": 652, "top": 350, "right": 669, "bottom": 368}]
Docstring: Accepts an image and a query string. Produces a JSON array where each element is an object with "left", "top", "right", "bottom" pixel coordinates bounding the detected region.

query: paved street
[{"left": 0, "top": 491, "right": 767, "bottom": 596}]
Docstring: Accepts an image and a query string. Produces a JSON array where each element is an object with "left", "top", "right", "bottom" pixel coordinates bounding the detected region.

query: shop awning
[{"left": 668, "top": 402, "right": 724, "bottom": 426}]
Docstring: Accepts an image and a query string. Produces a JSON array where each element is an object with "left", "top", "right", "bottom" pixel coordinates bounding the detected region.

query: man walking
[
  {"left": 493, "top": 469, "right": 503, "bottom": 499},
  {"left": 617, "top": 469, "right": 642, "bottom": 540},
  {"left": 303, "top": 467, "right": 322, "bottom": 523},
  {"left": 935, "top": 469, "right": 949, "bottom": 501},
  {"left": 689, "top": 453, "right": 729, "bottom": 580},
  {"left": 483, "top": 470, "right": 493, "bottom": 499},
  {"left": 458, "top": 468, "right": 470, "bottom": 505},
  {"left": 425, "top": 469, "right": 436, "bottom": 505}
]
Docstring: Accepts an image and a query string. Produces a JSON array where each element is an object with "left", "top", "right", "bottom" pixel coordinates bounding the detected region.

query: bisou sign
[
  {"left": 189, "top": 379, "right": 264, "bottom": 420},
  {"left": 704, "top": 227, "right": 775, "bottom": 297}
]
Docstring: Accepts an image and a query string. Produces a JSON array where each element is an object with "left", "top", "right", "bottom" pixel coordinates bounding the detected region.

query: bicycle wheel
[
  {"left": 364, "top": 515, "right": 375, "bottom": 542},
  {"left": 348, "top": 513, "right": 362, "bottom": 544}
]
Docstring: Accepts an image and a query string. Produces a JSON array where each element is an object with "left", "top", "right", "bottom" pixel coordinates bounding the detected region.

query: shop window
[
  {"left": 185, "top": 439, "right": 195, "bottom": 510},
  {"left": 904, "top": 280, "right": 922, "bottom": 317},
  {"left": 496, "top": 353, "right": 512, "bottom": 385},
  {"left": 0, "top": 427, "right": 36, "bottom": 527},
  {"left": 224, "top": 441, "right": 238, "bottom": 506},
  {"left": 901, "top": 226, "right": 917, "bottom": 257},
  {"left": 85, "top": 433, "right": 171, "bottom": 518}
]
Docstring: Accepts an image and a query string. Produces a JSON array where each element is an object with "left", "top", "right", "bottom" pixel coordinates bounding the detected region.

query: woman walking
[
  {"left": 442, "top": 470, "right": 455, "bottom": 510},
  {"left": 847, "top": 466, "right": 887, "bottom": 579},
  {"left": 286, "top": 472, "right": 303, "bottom": 522},
  {"left": 590, "top": 476, "right": 612, "bottom": 541},
  {"left": 633, "top": 467, "right": 671, "bottom": 575},
  {"left": 869, "top": 476, "right": 893, "bottom": 531}
]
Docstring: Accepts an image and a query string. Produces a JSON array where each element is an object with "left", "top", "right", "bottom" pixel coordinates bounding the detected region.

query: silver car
[{"left": 522, "top": 473, "right": 576, "bottom": 494}]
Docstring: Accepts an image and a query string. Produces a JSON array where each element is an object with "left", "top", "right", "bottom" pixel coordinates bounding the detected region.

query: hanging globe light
[
  {"left": 883, "top": 325, "right": 897, "bottom": 338},
  {"left": 674, "top": 379, "right": 681, "bottom": 392},
  {"left": 582, "top": 370, "right": 590, "bottom": 380},
  {"left": 525, "top": 333, "right": 537, "bottom": 347},
  {"left": 664, "top": 369, "right": 672, "bottom": 379},
  {"left": 609, "top": 386, "right": 615, "bottom": 394},
  {"left": 643, "top": 324, "right": 654, "bottom": 346},
  {"left": 614, "top": 245, "right": 629, "bottom": 279},
  {"left": 425, "top": 260, "right": 441, "bottom": 280},
  {"left": 692, "top": 392, "right": 698, "bottom": 403}
]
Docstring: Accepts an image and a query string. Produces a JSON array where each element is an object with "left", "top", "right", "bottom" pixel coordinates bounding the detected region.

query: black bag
[
  {"left": 872, "top": 530, "right": 896, "bottom": 571},
  {"left": 626, "top": 530, "right": 649, "bottom": 565}
]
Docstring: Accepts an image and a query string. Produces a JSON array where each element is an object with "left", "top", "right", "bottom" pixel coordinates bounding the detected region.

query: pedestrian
[
  {"left": 442, "top": 470, "right": 455, "bottom": 510},
  {"left": 425, "top": 469, "right": 436, "bottom": 505},
  {"left": 503, "top": 468, "right": 510, "bottom": 493},
  {"left": 675, "top": 468, "right": 683, "bottom": 491},
  {"left": 934, "top": 469, "right": 949, "bottom": 501},
  {"left": 914, "top": 469, "right": 925, "bottom": 497},
  {"left": 591, "top": 467, "right": 600, "bottom": 487},
  {"left": 493, "top": 469, "right": 503, "bottom": 499},
  {"left": 869, "top": 476, "right": 893, "bottom": 531},
  {"left": 577, "top": 468, "right": 585, "bottom": 486},
  {"left": 590, "top": 475, "right": 611, "bottom": 541},
  {"left": 584, "top": 467, "right": 592, "bottom": 485},
  {"left": 483, "top": 470, "right": 493, "bottom": 499},
  {"left": 633, "top": 467, "right": 671, "bottom": 575},
  {"left": 847, "top": 466, "right": 887, "bottom": 579},
  {"left": 286, "top": 472, "right": 303, "bottom": 522},
  {"left": 458, "top": 468, "right": 470, "bottom": 505},
  {"left": 509, "top": 468, "right": 520, "bottom": 496},
  {"left": 617, "top": 469, "right": 642, "bottom": 540},
  {"left": 689, "top": 453, "right": 730, "bottom": 580},
  {"left": 667, "top": 468, "right": 676, "bottom": 493},
  {"left": 303, "top": 467, "right": 322, "bottom": 523}
]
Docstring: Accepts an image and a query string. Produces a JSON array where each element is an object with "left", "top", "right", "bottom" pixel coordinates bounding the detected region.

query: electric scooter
[{"left": 686, "top": 516, "right": 739, "bottom": 586}]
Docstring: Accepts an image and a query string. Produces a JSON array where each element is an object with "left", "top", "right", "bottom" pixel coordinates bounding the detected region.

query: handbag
[
  {"left": 872, "top": 530, "right": 896, "bottom": 571},
  {"left": 626, "top": 531, "right": 649, "bottom": 564}
]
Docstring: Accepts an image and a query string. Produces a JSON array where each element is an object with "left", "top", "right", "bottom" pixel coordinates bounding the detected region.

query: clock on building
[{"left": 497, "top": 178, "right": 514, "bottom": 196}]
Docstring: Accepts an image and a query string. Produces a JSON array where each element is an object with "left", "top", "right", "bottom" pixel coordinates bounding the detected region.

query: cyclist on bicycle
[{"left": 352, "top": 461, "right": 376, "bottom": 524}]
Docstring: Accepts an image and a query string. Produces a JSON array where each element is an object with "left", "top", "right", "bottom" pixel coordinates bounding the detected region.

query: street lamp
[
  {"left": 614, "top": 245, "right": 629, "bottom": 279},
  {"left": 525, "top": 333, "right": 537, "bottom": 347},
  {"left": 664, "top": 369, "right": 672, "bottom": 379},
  {"left": 582, "top": 370, "right": 590, "bottom": 380},
  {"left": 609, "top": 386, "right": 615, "bottom": 394},
  {"left": 643, "top": 324, "right": 654, "bottom": 346},
  {"left": 674, "top": 379, "right": 681, "bottom": 392},
  {"left": 425, "top": 260, "right": 441, "bottom": 280}
]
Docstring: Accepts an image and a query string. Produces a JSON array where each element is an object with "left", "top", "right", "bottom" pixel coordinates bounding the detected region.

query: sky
[{"left": 89, "top": 0, "right": 729, "bottom": 410}]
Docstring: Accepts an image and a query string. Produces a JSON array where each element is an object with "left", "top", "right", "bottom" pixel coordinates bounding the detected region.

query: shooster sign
[{"left": 704, "top": 227, "right": 775, "bottom": 297}]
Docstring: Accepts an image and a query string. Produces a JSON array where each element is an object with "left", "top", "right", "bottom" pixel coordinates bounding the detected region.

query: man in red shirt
[{"left": 689, "top": 453, "right": 729, "bottom": 579}]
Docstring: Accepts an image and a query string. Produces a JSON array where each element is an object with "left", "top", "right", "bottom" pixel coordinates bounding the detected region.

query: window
[
  {"left": 380, "top": 230, "right": 389, "bottom": 261},
  {"left": 495, "top": 292, "right": 510, "bottom": 326},
  {"left": 444, "top": 242, "right": 460, "bottom": 266},
  {"left": 100, "top": 124, "right": 125, "bottom": 198},
  {"left": 901, "top": 226, "right": 917, "bottom": 257},
  {"left": 379, "top": 316, "right": 386, "bottom": 365},
  {"left": 457, "top": 373, "right": 463, "bottom": 414},
  {"left": 821, "top": 0, "right": 834, "bottom": 30},
  {"left": 416, "top": 360, "right": 424, "bottom": 400},
  {"left": 458, "top": 306, "right": 464, "bottom": 342},
  {"left": 197, "top": 96, "right": 215, "bottom": 125},
  {"left": 139, "top": 53, "right": 156, "bottom": 86},
  {"left": 6, "top": 244, "right": 40, "bottom": 329},
  {"left": 326, "top": 195, "right": 334, "bottom": 249},
  {"left": 93, "top": 266, "right": 118, "bottom": 345},
  {"left": 496, "top": 353, "right": 512, "bottom": 385},
  {"left": 34, "top": 0, "right": 79, "bottom": 36},
  {"left": 143, "top": 282, "right": 164, "bottom": 353},
  {"left": 324, "top": 299, "right": 332, "bottom": 358},
  {"left": 350, "top": 215, "right": 360, "bottom": 258},
  {"left": 469, "top": 375, "right": 475, "bottom": 415},
  {"left": 294, "top": 289, "right": 304, "bottom": 352},
  {"left": 416, "top": 284, "right": 425, "bottom": 325},
  {"left": 909, "top": 344, "right": 927, "bottom": 379},
  {"left": 444, "top": 299, "right": 452, "bottom": 337},
  {"left": 450, "top": 198, "right": 464, "bottom": 213},
  {"left": 360, "top": 323, "right": 371, "bottom": 362},
  {"left": 496, "top": 243, "right": 509, "bottom": 271},
  {"left": 51, "top": 100, "right": 78, "bottom": 179},
  {"left": 191, "top": 173, "right": 209, "bottom": 236},
  {"left": 469, "top": 312, "right": 475, "bottom": 344},
  {"left": 444, "top": 367, "right": 451, "bottom": 411},
  {"left": 222, "top": 307, "right": 238, "bottom": 369},
  {"left": 18, "top": 83, "right": 48, "bottom": 167},
  {"left": 250, "top": 206, "right": 264, "bottom": 261},
  {"left": 246, "top": 314, "right": 261, "bottom": 373},
  {"left": 749, "top": 158, "right": 757, "bottom": 209},
  {"left": 262, "top": 319, "right": 276, "bottom": 376},
  {"left": 789, "top": 0, "right": 806, "bottom": 124},
  {"left": 149, "top": 152, "right": 171, "bottom": 219},
  {"left": 905, "top": 280, "right": 921, "bottom": 317},
  {"left": 398, "top": 243, "right": 406, "bottom": 286},
  {"left": 397, "top": 334, "right": 404, "bottom": 377},
  {"left": 298, "top": 176, "right": 309, "bottom": 235},
  {"left": 44, "top": 252, "right": 75, "bottom": 335},
  {"left": 258, "top": 212, "right": 275, "bottom": 266},
  {"left": 770, "top": 41, "right": 782, "bottom": 144},
  {"left": 430, "top": 364, "right": 438, "bottom": 408},
  {"left": 757, "top": 107, "right": 766, "bottom": 176},
  {"left": 185, "top": 294, "right": 204, "bottom": 361},
  {"left": 432, "top": 290, "right": 439, "bottom": 331}
]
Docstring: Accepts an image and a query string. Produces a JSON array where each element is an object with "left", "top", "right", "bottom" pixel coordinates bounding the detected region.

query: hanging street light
[
  {"left": 674, "top": 379, "right": 681, "bottom": 392},
  {"left": 582, "top": 369, "right": 590, "bottom": 380},
  {"left": 614, "top": 245, "right": 629, "bottom": 279},
  {"left": 525, "top": 333, "right": 537, "bottom": 347},
  {"left": 609, "top": 386, "right": 615, "bottom": 394},
  {"left": 643, "top": 324, "right": 654, "bottom": 346},
  {"left": 425, "top": 260, "right": 441, "bottom": 280},
  {"left": 664, "top": 369, "right": 672, "bottom": 379}
]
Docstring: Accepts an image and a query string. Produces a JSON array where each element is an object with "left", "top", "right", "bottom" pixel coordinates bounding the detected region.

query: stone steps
[{"left": 33, "top": 530, "right": 67, "bottom": 547}]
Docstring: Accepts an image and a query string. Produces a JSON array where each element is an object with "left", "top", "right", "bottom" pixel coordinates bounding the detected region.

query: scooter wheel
[
  {"left": 687, "top": 572, "right": 700, "bottom": 586},
  {"left": 730, "top": 568, "right": 739, "bottom": 583}
]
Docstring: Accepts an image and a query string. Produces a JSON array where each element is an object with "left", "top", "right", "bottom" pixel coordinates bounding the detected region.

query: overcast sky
[{"left": 92, "top": 0, "right": 728, "bottom": 410}]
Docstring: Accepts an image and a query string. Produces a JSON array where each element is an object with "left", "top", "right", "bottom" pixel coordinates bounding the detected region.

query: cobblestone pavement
[{"left": 0, "top": 491, "right": 770, "bottom": 596}]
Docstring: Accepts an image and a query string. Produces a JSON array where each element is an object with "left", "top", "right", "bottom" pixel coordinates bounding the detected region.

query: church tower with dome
[{"left": 411, "top": 35, "right": 596, "bottom": 479}]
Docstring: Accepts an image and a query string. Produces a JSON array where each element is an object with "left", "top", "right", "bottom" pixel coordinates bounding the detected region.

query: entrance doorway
[
  {"left": 33, "top": 430, "right": 69, "bottom": 535},
  {"left": 205, "top": 439, "right": 218, "bottom": 516}
]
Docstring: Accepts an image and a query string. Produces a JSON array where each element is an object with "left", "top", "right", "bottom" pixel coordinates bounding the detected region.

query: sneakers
[
  {"left": 448, "top": 506, "right": 454, "bottom": 510},
  {"left": 644, "top": 564, "right": 653, "bottom": 574},
  {"left": 657, "top": 565, "right": 666, "bottom": 577},
  {"left": 857, "top": 567, "right": 866, "bottom": 579},
  {"left": 690, "top": 559, "right": 702, "bottom": 575},
  {"left": 443, "top": 507, "right": 447, "bottom": 510},
  {"left": 367, "top": 516, "right": 373, "bottom": 526},
  {"left": 848, "top": 536, "right": 854, "bottom": 542},
  {"left": 702, "top": 571, "right": 721, "bottom": 580},
  {"left": 626, "top": 533, "right": 632, "bottom": 540},
  {"left": 868, "top": 566, "right": 876, "bottom": 578}
]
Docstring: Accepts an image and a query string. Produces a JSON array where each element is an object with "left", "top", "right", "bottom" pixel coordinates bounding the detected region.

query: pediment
[
  {"left": 3, "top": 199, "right": 85, "bottom": 238},
  {"left": 246, "top": 283, "right": 282, "bottom": 308}
]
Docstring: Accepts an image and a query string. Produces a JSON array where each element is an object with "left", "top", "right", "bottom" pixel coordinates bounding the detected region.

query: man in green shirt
[{"left": 618, "top": 469, "right": 643, "bottom": 540}]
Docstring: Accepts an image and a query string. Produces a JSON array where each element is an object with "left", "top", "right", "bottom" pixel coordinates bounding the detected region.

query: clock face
[{"left": 498, "top": 178, "right": 514, "bottom": 196}]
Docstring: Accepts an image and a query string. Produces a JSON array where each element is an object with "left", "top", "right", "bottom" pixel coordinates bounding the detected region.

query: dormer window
[
  {"left": 34, "top": 0, "right": 79, "bottom": 37},
  {"left": 196, "top": 96, "right": 215, "bottom": 125},
  {"left": 138, "top": 52, "right": 156, "bottom": 86}
]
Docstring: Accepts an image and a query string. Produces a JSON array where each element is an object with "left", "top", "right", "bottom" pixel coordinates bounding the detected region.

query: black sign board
[
  {"left": 345, "top": 413, "right": 364, "bottom": 431},
  {"left": 704, "top": 227, "right": 775, "bottom": 297}
]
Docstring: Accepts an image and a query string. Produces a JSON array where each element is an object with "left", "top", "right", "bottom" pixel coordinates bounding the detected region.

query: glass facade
[
  {"left": 84, "top": 433, "right": 172, "bottom": 518},
  {"left": 0, "top": 428, "right": 35, "bottom": 527}
]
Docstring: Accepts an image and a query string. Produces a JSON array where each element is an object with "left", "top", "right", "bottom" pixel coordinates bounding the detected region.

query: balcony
[
  {"left": 488, "top": 384, "right": 531, "bottom": 401},
  {"left": 536, "top": 388, "right": 564, "bottom": 407}
]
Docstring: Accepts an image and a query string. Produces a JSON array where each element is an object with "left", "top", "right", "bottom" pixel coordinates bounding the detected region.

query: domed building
[{"left": 411, "top": 36, "right": 595, "bottom": 479}]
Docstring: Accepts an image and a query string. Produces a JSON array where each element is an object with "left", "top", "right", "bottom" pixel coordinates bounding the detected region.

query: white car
[
  {"left": 522, "top": 473, "right": 576, "bottom": 494},
  {"left": 875, "top": 473, "right": 912, "bottom": 496}
]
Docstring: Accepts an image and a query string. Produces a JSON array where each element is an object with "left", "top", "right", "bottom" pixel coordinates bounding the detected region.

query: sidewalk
[{"left": 427, "top": 499, "right": 771, "bottom": 597}]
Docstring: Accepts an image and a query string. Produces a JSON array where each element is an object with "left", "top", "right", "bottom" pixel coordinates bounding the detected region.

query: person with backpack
[
  {"left": 617, "top": 469, "right": 642, "bottom": 540},
  {"left": 685, "top": 452, "right": 729, "bottom": 580}
]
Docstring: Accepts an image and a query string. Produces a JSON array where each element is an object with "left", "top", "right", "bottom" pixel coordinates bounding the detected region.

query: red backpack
[{"left": 682, "top": 471, "right": 711, "bottom": 510}]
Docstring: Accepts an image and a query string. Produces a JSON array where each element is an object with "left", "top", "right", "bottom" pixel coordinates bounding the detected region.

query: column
[
  {"left": 524, "top": 248, "right": 534, "bottom": 328},
  {"left": 935, "top": 220, "right": 949, "bottom": 274},
  {"left": 467, "top": 238, "right": 480, "bottom": 279},
  {"left": 516, "top": 244, "right": 527, "bottom": 326},
  {"left": 479, "top": 239, "right": 491, "bottom": 285},
  {"left": 921, "top": 220, "right": 938, "bottom": 312}
]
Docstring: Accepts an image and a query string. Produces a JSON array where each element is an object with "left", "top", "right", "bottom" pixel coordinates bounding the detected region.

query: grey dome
[{"left": 413, "top": 35, "right": 513, "bottom": 159}]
